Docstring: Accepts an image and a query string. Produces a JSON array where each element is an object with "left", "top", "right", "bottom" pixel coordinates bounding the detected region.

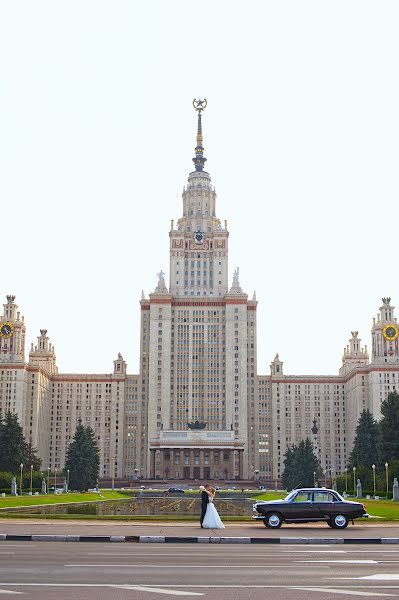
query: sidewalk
[{"left": 1, "top": 518, "right": 399, "bottom": 541}]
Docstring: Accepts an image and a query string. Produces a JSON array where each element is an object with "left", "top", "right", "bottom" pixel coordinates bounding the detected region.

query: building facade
[{"left": 1, "top": 104, "right": 399, "bottom": 482}]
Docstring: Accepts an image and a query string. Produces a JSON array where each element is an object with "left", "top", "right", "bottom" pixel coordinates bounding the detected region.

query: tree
[
  {"left": 64, "top": 423, "right": 100, "bottom": 491},
  {"left": 0, "top": 412, "right": 28, "bottom": 473},
  {"left": 347, "top": 410, "right": 379, "bottom": 470},
  {"left": 379, "top": 391, "right": 399, "bottom": 463},
  {"left": 26, "top": 438, "right": 42, "bottom": 471},
  {"left": 282, "top": 439, "right": 322, "bottom": 491}
]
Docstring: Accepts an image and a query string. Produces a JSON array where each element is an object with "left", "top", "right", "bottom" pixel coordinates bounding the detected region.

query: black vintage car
[{"left": 253, "top": 488, "right": 368, "bottom": 529}]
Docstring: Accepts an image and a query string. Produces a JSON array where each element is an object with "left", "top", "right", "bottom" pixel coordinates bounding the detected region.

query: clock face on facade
[
  {"left": 0, "top": 322, "right": 14, "bottom": 338},
  {"left": 194, "top": 231, "right": 205, "bottom": 244},
  {"left": 383, "top": 324, "right": 399, "bottom": 341}
]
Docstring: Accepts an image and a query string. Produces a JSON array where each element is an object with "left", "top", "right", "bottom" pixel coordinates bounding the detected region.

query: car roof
[{"left": 291, "top": 488, "right": 336, "bottom": 493}]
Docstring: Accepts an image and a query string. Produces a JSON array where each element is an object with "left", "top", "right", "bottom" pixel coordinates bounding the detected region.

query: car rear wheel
[
  {"left": 264, "top": 512, "right": 283, "bottom": 529},
  {"left": 330, "top": 514, "right": 349, "bottom": 529}
]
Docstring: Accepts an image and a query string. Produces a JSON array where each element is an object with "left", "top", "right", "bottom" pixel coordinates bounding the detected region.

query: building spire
[{"left": 192, "top": 98, "right": 207, "bottom": 172}]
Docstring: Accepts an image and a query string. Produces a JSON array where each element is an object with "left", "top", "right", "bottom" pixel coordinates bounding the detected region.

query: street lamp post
[
  {"left": 30, "top": 464, "right": 33, "bottom": 495},
  {"left": 254, "top": 469, "right": 259, "bottom": 481},
  {"left": 112, "top": 454, "right": 116, "bottom": 490},
  {"left": 345, "top": 468, "right": 348, "bottom": 493},
  {"left": 313, "top": 471, "right": 316, "bottom": 486},
  {"left": 385, "top": 462, "right": 389, "bottom": 496},
  {"left": 47, "top": 467, "right": 50, "bottom": 494},
  {"left": 353, "top": 466, "right": 356, "bottom": 496},
  {"left": 67, "top": 469, "right": 70, "bottom": 492},
  {"left": 54, "top": 468, "right": 57, "bottom": 494},
  {"left": 372, "top": 464, "right": 376, "bottom": 498},
  {"left": 19, "top": 463, "right": 23, "bottom": 496}
]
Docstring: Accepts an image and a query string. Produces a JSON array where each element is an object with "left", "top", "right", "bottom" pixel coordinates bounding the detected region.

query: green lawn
[{"left": 0, "top": 490, "right": 130, "bottom": 509}]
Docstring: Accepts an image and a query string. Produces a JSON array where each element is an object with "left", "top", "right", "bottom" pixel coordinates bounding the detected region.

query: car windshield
[{"left": 284, "top": 490, "right": 298, "bottom": 502}]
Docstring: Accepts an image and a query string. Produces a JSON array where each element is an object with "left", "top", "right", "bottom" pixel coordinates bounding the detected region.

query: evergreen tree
[
  {"left": 282, "top": 439, "right": 322, "bottom": 491},
  {"left": 64, "top": 423, "right": 100, "bottom": 491},
  {"left": 0, "top": 412, "right": 29, "bottom": 473},
  {"left": 379, "top": 391, "right": 399, "bottom": 463},
  {"left": 26, "top": 438, "right": 42, "bottom": 471},
  {"left": 347, "top": 410, "right": 379, "bottom": 469}
]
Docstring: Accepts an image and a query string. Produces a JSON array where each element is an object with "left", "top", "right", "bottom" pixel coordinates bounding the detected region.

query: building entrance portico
[{"left": 149, "top": 430, "right": 244, "bottom": 480}]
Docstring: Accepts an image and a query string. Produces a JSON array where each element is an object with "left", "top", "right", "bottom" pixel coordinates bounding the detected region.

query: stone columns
[
  {"left": 155, "top": 449, "right": 161, "bottom": 479},
  {"left": 200, "top": 449, "right": 205, "bottom": 479},
  {"left": 190, "top": 449, "right": 194, "bottom": 479}
]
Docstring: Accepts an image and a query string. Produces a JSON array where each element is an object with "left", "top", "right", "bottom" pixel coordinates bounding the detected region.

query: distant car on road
[
  {"left": 168, "top": 487, "right": 185, "bottom": 494},
  {"left": 253, "top": 488, "right": 368, "bottom": 529}
]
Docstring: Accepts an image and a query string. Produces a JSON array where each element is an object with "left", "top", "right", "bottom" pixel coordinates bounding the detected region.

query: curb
[{"left": 1, "top": 534, "right": 399, "bottom": 544}]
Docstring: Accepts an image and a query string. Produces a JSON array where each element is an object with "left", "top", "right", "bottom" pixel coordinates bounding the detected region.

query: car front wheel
[
  {"left": 264, "top": 512, "right": 283, "bottom": 529},
  {"left": 330, "top": 514, "right": 349, "bottom": 529}
]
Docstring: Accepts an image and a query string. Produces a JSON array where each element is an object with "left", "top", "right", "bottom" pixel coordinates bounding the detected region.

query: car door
[
  {"left": 312, "top": 491, "right": 335, "bottom": 520},
  {"left": 285, "top": 491, "right": 315, "bottom": 521}
]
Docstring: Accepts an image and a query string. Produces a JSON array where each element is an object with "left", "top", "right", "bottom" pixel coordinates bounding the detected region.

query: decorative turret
[
  {"left": 371, "top": 297, "right": 399, "bottom": 365},
  {"left": 29, "top": 329, "right": 58, "bottom": 374},
  {"left": 192, "top": 98, "right": 207, "bottom": 172},
  {"left": 113, "top": 352, "right": 127, "bottom": 375},
  {"left": 270, "top": 353, "right": 284, "bottom": 376},
  {"left": 339, "top": 331, "right": 369, "bottom": 375},
  {"left": 0, "top": 295, "right": 26, "bottom": 363}
]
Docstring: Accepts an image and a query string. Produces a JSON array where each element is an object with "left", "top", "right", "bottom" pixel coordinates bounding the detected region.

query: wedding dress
[{"left": 202, "top": 497, "right": 225, "bottom": 529}]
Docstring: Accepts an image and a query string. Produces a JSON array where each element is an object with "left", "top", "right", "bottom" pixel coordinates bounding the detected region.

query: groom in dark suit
[{"left": 200, "top": 484, "right": 210, "bottom": 528}]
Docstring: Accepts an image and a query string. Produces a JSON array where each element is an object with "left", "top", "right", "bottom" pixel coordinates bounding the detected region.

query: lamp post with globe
[{"left": 385, "top": 462, "right": 389, "bottom": 496}]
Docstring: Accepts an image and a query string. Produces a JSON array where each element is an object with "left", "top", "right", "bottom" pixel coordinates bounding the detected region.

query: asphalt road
[{"left": 0, "top": 541, "right": 399, "bottom": 599}]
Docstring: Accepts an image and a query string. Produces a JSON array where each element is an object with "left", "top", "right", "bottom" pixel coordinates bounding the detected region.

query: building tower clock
[
  {"left": 383, "top": 324, "right": 399, "bottom": 341},
  {"left": 0, "top": 322, "right": 14, "bottom": 338}
]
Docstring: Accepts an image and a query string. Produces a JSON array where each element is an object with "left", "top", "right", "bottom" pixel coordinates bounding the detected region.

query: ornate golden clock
[
  {"left": 0, "top": 322, "right": 14, "bottom": 338},
  {"left": 383, "top": 324, "right": 399, "bottom": 341}
]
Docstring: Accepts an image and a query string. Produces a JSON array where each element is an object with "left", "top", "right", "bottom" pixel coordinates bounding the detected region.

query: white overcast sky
[{"left": 1, "top": 1, "right": 398, "bottom": 376}]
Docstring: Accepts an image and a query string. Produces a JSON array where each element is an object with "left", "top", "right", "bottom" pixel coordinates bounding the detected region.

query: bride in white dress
[{"left": 202, "top": 487, "right": 225, "bottom": 529}]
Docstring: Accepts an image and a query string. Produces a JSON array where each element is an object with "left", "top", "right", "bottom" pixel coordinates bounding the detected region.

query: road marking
[
  {"left": 1, "top": 583, "right": 399, "bottom": 590},
  {"left": 64, "top": 563, "right": 319, "bottom": 568},
  {"left": 0, "top": 553, "right": 15, "bottom": 555},
  {"left": 297, "top": 560, "right": 378, "bottom": 564},
  {"left": 0, "top": 591, "right": 22, "bottom": 595},
  {"left": 282, "top": 550, "right": 347, "bottom": 554},
  {"left": 290, "top": 587, "right": 395, "bottom": 597},
  {"left": 112, "top": 585, "right": 203, "bottom": 596},
  {"left": 360, "top": 575, "right": 399, "bottom": 581}
]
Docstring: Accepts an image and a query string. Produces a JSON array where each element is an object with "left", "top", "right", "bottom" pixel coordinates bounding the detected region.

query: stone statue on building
[{"left": 187, "top": 420, "right": 207, "bottom": 430}]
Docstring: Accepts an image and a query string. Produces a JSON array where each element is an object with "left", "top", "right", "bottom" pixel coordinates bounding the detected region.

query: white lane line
[
  {"left": 0, "top": 591, "right": 22, "bottom": 595},
  {"left": 0, "top": 553, "right": 15, "bottom": 555},
  {"left": 290, "top": 587, "right": 395, "bottom": 597},
  {"left": 281, "top": 550, "right": 347, "bottom": 554},
  {"left": 2, "top": 583, "right": 399, "bottom": 589},
  {"left": 112, "top": 585, "right": 203, "bottom": 596},
  {"left": 297, "top": 560, "right": 378, "bottom": 564},
  {"left": 360, "top": 575, "right": 399, "bottom": 581},
  {"left": 64, "top": 563, "right": 319, "bottom": 568}
]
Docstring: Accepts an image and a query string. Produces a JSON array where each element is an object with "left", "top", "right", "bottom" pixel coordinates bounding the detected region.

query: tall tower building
[
  {"left": 2, "top": 103, "right": 399, "bottom": 486},
  {"left": 142, "top": 100, "right": 255, "bottom": 479}
]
